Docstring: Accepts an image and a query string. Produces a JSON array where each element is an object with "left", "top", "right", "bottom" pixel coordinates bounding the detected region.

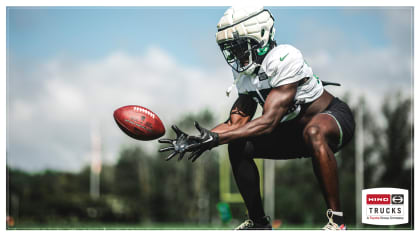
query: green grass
[
  {"left": 7, "top": 221, "right": 413, "bottom": 230},
  {"left": 8, "top": 221, "right": 232, "bottom": 230}
]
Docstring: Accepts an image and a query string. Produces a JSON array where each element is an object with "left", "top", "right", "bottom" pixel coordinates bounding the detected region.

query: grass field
[{"left": 7, "top": 221, "right": 413, "bottom": 230}]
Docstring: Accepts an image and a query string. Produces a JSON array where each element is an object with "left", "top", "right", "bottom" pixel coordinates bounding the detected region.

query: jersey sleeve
[{"left": 266, "top": 45, "right": 313, "bottom": 88}]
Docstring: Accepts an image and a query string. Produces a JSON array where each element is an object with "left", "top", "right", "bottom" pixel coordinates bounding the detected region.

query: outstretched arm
[
  {"left": 159, "top": 82, "right": 297, "bottom": 162},
  {"left": 217, "top": 82, "right": 298, "bottom": 144},
  {"left": 212, "top": 94, "right": 258, "bottom": 133}
]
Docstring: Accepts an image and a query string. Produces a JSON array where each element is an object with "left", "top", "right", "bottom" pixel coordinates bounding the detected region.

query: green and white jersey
[{"left": 233, "top": 44, "right": 324, "bottom": 122}]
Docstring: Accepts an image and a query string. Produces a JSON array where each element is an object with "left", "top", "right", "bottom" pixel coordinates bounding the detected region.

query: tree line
[{"left": 6, "top": 93, "right": 413, "bottom": 229}]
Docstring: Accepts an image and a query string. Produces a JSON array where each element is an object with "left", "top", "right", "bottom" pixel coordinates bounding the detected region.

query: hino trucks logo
[
  {"left": 362, "top": 188, "right": 408, "bottom": 225},
  {"left": 392, "top": 195, "right": 404, "bottom": 204},
  {"left": 366, "top": 194, "right": 390, "bottom": 204}
]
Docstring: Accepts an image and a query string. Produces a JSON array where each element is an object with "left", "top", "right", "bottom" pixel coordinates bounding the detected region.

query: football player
[{"left": 159, "top": 6, "right": 355, "bottom": 230}]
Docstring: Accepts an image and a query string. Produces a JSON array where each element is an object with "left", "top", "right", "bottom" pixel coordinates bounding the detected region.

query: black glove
[
  {"left": 187, "top": 121, "right": 219, "bottom": 162},
  {"left": 158, "top": 125, "right": 199, "bottom": 161}
]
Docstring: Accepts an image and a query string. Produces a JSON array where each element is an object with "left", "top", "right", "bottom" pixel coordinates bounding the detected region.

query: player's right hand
[
  {"left": 186, "top": 121, "right": 219, "bottom": 162},
  {"left": 158, "top": 125, "right": 200, "bottom": 161}
]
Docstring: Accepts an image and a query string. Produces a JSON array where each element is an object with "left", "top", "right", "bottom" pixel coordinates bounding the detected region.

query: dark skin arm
[
  {"left": 211, "top": 94, "right": 258, "bottom": 134},
  {"left": 215, "top": 82, "right": 298, "bottom": 145}
]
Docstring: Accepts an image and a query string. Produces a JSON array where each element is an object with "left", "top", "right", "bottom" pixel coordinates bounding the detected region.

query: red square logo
[{"left": 367, "top": 194, "right": 391, "bottom": 204}]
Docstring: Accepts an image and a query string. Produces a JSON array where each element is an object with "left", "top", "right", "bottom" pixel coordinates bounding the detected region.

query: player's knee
[
  {"left": 228, "top": 140, "right": 254, "bottom": 162},
  {"left": 303, "top": 125, "right": 325, "bottom": 150}
]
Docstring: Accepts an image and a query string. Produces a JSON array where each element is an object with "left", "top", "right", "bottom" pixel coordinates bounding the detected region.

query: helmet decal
[{"left": 257, "top": 45, "right": 269, "bottom": 56}]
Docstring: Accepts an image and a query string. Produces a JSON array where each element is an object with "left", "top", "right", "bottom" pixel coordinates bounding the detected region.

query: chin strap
[
  {"left": 226, "top": 73, "right": 243, "bottom": 97},
  {"left": 226, "top": 65, "right": 262, "bottom": 97},
  {"left": 322, "top": 80, "right": 341, "bottom": 86}
]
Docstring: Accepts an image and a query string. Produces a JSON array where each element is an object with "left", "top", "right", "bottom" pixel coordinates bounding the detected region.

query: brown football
[{"left": 113, "top": 105, "right": 165, "bottom": 141}]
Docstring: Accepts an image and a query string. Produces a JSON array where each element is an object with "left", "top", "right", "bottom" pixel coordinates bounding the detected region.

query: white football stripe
[{"left": 133, "top": 106, "right": 156, "bottom": 119}]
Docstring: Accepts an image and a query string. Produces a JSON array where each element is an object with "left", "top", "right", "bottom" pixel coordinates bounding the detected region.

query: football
[{"left": 113, "top": 105, "right": 165, "bottom": 141}]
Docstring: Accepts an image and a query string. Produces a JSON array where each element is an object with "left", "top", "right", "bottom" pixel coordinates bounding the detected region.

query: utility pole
[
  {"left": 355, "top": 101, "right": 364, "bottom": 228},
  {"left": 264, "top": 160, "right": 275, "bottom": 220},
  {"left": 90, "top": 124, "right": 102, "bottom": 200}
]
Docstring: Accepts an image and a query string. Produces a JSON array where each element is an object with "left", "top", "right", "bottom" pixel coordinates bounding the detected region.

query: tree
[
  {"left": 113, "top": 146, "right": 152, "bottom": 222},
  {"left": 377, "top": 93, "right": 412, "bottom": 189},
  {"left": 376, "top": 93, "right": 413, "bottom": 228}
]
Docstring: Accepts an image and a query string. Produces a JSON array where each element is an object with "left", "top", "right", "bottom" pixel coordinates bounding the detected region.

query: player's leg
[
  {"left": 227, "top": 122, "right": 307, "bottom": 229},
  {"left": 303, "top": 113, "right": 346, "bottom": 229},
  {"left": 228, "top": 140, "right": 271, "bottom": 229},
  {"left": 302, "top": 98, "right": 355, "bottom": 229},
  {"left": 303, "top": 114, "right": 341, "bottom": 211}
]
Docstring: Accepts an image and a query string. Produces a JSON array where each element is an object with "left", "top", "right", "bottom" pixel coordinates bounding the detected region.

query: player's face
[
  {"left": 232, "top": 40, "right": 249, "bottom": 66},
  {"left": 231, "top": 40, "right": 250, "bottom": 66},
  {"left": 220, "top": 39, "right": 250, "bottom": 67},
  {"left": 236, "top": 51, "right": 249, "bottom": 67}
]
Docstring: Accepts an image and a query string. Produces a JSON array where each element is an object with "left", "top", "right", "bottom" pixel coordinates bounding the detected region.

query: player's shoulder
[
  {"left": 263, "top": 44, "right": 303, "bottom": 65},
  {"left": 270, "top": 44, "right": 302, "bottom": 54},
  {"left": 262, "top": 44, "right": 305, "bottom": 75}
]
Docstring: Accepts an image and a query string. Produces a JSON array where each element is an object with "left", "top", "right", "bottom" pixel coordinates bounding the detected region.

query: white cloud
[
  {"left": 43, "top": 79, "right": 87, "bottom": 119},
  {"left": 382, "top": 8, "right": 413, "bottom": 52},
  {"left": 307, "top": 46, "right": 411, "bottom": 108},
  {"left": 10, "top": 99, "right": 34, "bottom": 123},
  {"left": 7, "top": 9, "right": 413, "bottom": 173},
  {"left": 298, "top": 9, "right": 413, "bottom": 111},
  {"left": 8, "top": 46, "right": 235, "bottom": 172}
]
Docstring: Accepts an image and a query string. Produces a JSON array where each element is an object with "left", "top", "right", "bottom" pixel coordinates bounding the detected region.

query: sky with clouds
[{"left": 6, "top": 6, "right": 413, "bottom": 172}]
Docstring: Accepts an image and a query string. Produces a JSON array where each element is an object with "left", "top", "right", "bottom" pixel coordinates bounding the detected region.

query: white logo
[{"left": 362, "top": 188, "right": 408, "bottom": 225}]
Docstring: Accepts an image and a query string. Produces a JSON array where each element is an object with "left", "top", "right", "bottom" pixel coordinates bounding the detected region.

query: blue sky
[
  {"left": 8, "top": 7, "right": 391, "bottom": 66},
  {"left": 6, "top": 7, "right": 413, "bottom": 172},
  {"left": 8, "top": 7, "right": 225, "bottom": 66}
]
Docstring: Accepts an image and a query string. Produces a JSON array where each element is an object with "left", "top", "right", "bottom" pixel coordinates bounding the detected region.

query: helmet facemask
[{"left": 219, "top": 37, "right": 261, "bottom": 74}]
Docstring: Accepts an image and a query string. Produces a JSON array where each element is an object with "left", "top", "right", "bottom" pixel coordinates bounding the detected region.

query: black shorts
[
  {"left": 320, "top": 97, "right": 356, "bottom": 151},
  {"left": 245, "top": 97, "right": 355, "bottom": 159}
]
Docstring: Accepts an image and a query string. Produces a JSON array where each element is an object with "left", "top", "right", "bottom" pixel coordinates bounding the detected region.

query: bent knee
[
  {"left": 303, "top": 125, "right": 329, "bottom": 152},
  {"left": 304, "top": 125, "right": 322, "bottom": 143}
]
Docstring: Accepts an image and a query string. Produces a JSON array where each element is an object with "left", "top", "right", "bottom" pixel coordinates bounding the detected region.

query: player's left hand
[
  {"left": 187, "top": 121, "right": 219, "bottom": 162},
  {"left": 158, "top": 125, "right": 200, "bottom": 161}
]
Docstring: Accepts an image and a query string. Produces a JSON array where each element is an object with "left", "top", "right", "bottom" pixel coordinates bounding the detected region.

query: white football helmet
[{"left": 216, "top": 6, "right": 275, "bottom": 75}]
